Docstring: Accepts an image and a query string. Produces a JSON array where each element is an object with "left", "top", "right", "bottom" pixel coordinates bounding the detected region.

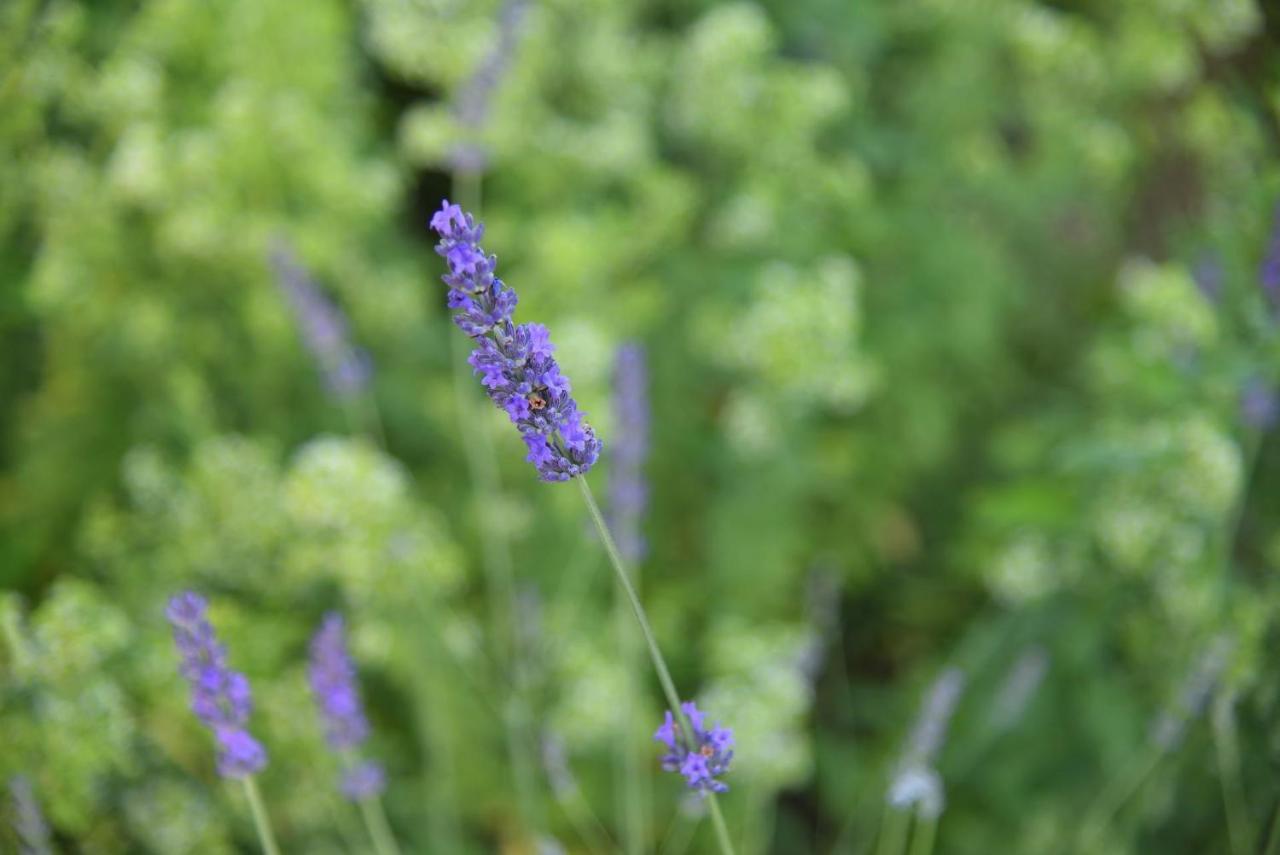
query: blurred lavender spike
[
  {"left": 451, "top": 0, "right": 531, "bottom": 174},
  {"left": 540, "top": 731, "right": 577, "bottom": 798},
  {"left": 514, "top": 582, "right": 544, "bottom": 657},
  {"left": 1192, "top": 252, "right": 1223, "bottom": 304},
  {"left": 609, "top": 343, "right": 650, "bottom": 565},
  {"left": 1150, "top": 634, "right": 1233, "bottom": 751},
  {"left": 1261, "top": 204, "right": 1280, "bottom": 317},
  {"left": 902, "top": 667, "right": 966, "bottom": 768},
  {"left": 1241, "top": 377, "right": 1279, "bottom": 431},
  {"left": 887, "top": 667, "right": 965, "bottom": 815},
  {"left": 269, "top": 239, "right": 373, "bottom": 400},
  {"left": 8, "top": 776, "right": 52, "bottom": 855},
  {"left": 307, "top": 613, "right": 386, "bottom": 801},
  {"left": 989, "top": 646, "right": 1049, "bottom": 733}
]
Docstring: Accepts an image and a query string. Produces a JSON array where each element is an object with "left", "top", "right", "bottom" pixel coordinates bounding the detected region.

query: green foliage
[{"left": 2, "top": 0, "right": 1280, "bottom": 852}]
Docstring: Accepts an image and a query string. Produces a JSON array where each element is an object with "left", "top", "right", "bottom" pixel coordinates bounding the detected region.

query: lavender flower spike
[
  {"left": 166, "top": 592, "right": 267, "bottom": 778},
  {"left": 430, "top": 201, "right": 601, "bottom": 481},
  {"left": 9, "top": 775, "right": 52, "bottom": 855},
  {"left": 610, "top": 343, "right": 649, "bottom": 564},
  {"left": 270, "top": 240, "right": 373, "bottom": 400},
  {"left": 654, "top": 701, "right": 734, "bottom": 793},
  {"left": 888, "top": 667, "right": 965, "bottom": 815},
  {"left": 308, "top": 613, "right": 386, "bottom": 800}
]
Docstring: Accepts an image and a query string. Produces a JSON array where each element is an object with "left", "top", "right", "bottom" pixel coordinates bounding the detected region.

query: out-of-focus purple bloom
[
  {"left": 430, "top": 201, "right": 601, "bottom": 482},
  {"left": 451, "top": 0, "right": 530, "bottom": 173},
  {"left": 8, "top": 775, "right": 52, "bottom": 855},
  {"left": 1241, "top": 378, "right": 1279, "bottom": 431},
  {"left": 1192, "top": 253, "right": 1223, "bottom": 305},
  {"left": 888, "top": 667, "right": 964, "bottom": 813},
  {"left": 270, "top": 240, "right": 373, "bottom": 400},
  {"left": 901, "top": 667, "right": 965, "bottom": 768},
  {"left": 308, "top": 613, "right": 386, "bottom": 800},
  {"left": 341, "top": 761, "right": 387, "bottom": 801},
  {"left": 540, "top": 731, "right": 578, "bottom": 798},
  {"left": 888, "top": 765, "right": 944, "bottom": 820},
  {"left": 1261, "top": 204, "right": 1280, "bottom": 316},
  {"left": 166, "top": 592, "right": 267, "bottom": 778},
  {"left": 1151, "top": 635, "right": 1233, "bottom": 751},
  {"left": 989, "top": 647, "right": 1049, "bottom": 733},
  {"left": 654, "top": 701, "right": 734, "bottom": 794},
  {"left": 609, "top": 344, "right": 649, "bottom": 564}
]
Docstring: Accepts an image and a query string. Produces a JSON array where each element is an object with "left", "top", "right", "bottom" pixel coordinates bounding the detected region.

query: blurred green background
[{"left": 3, "top": 0, "right": 1280, "bottom": 852}]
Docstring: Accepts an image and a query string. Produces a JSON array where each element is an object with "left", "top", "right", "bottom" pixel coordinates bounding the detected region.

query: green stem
[
  {"left": 578, "top": 476, "right": 736, "bottom": 855},
  {"left": 1264, "top": 805, "right": 1280, "bottom": 855},
  {"left": 907, "top": 815, "right": 937, "bottom": 855},
  {"left": 874, "top": 805, "right": 910, "bottom": 855},
  {"left": 1213, "top": 692, "right": 1252, "bottom": 855},
  {"left": 1075, "top": 747, "right": 1163, "bottom": 853},
  {"left": 358, "top": 795, "right": 403, "bottom": 855},
  {"left": 241, "top": 776, "right": 282, "bottom": 855},
  {"left": 658, "top": 810, "right": 703, "bottom": 855},
  {"left": 707, "top": 796, "right": 737, "bottom": 855},
  {"left": 616, "top": 531, "right": 647, "bottom": 855}
]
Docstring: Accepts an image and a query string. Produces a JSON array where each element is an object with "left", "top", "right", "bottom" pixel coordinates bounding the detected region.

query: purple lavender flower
[
  {"left": 430, "top": 201, "right": 601, "bottom": 482},
  {"left": 8, "top": 775, "right": 52, "bottom": 855},
  {"left": 540, "top": 731, "right": 578, "bottom": 798},
  {"left": 269, "top": 240, "right": 373, "bottom": 400},
  {"left": 166, "top": 592, "right": 267, "bottom": 778},
  {"left": 1262, "top": 204, "right": 1280, "bottom": 316},
  {"left": 308, "top": 613, "right": 385, "bottom": 800},
  {"left": 654, "top": 701, "right": 734, "bottom": 793},
  {"left": 1241, "top": 377, "right": 1279, "bottom": 431},
  {"left": 609, "top": 343, "right": 649, "bottom": 564},
  {"left": 451, "top": 0, "right": 530, "bottom": 173},
  {"left": 341, "top": 761, "right": 387, "bottom": 801}
]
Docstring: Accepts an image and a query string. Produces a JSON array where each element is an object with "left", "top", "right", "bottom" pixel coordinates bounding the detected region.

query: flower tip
[
  {"left": 165, "top": 590, "right": 207, "bottom": 625},
  {"left": 430, "top": 199, "right": 468, "bottom": 237}
]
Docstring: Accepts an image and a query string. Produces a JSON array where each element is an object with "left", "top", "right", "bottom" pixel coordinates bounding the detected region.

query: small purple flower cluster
[
  {"left": 430, "top": 201, "right": 601, "bottom": 481},
  {"left": 654, "top": 701, "right": 734, "bottom": 793},
  {"left": 166, "top": 592, "right": 267, "bottom": 779},
  {"left": 610, "top": 344, "right": 650, "bottom": 564},
  {"left": 269, "top": 240, "right": 373, "bottom": 400},
  {"left": 308, "top": 613, "right": 386, "bottom": 800}
]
